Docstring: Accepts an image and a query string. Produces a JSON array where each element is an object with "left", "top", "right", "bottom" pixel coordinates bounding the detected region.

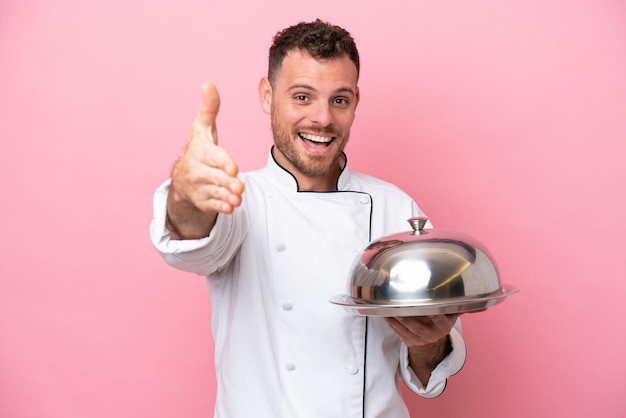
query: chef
[{"left": 150, "top": 19, "right": 466, "bottom": 418}]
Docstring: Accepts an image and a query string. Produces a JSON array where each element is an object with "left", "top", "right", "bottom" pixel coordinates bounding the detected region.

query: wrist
[{"left": 409, "top": 335, "right": 452, "bottom": 370}]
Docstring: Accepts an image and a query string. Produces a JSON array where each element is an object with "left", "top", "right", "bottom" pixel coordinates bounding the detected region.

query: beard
[{"left": 271, "top": 113, "right": 349, "bottom": 178}]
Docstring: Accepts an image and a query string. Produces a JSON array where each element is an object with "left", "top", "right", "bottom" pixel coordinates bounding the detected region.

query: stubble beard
[{"left": 271, "top": 114, "right": 349, "bottom": 178}]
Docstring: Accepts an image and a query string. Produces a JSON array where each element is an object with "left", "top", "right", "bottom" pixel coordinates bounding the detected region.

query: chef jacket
[{"left": 150, "top": 151, "right": 466, "bottom": 418}]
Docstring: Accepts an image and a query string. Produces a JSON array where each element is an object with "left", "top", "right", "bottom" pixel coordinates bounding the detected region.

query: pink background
[{"left": 2, "top": 0, "right": 625, "bottom": 417}]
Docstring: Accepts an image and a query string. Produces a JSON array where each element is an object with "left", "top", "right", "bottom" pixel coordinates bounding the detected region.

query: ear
[
  {"left": 354, "top": 86, "right": 360, "bottom": 112},
  {"left": 258, "top": 77, "right": 272, "bottom": 115}
]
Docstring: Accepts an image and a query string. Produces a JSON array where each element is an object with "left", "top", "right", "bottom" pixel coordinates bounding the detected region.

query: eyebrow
[{"left": 287, "top": 83, "right": 356, "bottom": 97}]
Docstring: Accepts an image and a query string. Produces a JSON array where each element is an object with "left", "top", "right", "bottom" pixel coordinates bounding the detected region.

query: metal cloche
[{"left": 330, "top": 217, "right": 519, "bottom": 316}]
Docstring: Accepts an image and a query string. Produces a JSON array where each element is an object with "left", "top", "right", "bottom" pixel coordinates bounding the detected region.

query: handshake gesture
[{"left": 166, "top": 82, "right": 245, "bottom": 239}]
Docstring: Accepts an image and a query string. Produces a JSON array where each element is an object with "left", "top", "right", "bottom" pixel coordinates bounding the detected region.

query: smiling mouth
[{"left": 298, "top": 132, "right": 335, "bottom": 145}]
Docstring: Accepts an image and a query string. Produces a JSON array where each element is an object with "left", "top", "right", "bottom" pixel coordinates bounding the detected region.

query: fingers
[
  {"left": 192, "top": 81, "right": 221, "bottom": 145},
  {"left": 188, "top": 183, "right": 243, "bottom": 214},
  {"left": 172, "top": 143, "right": 244, "bottom": 214},
  {"left": 170, "top": 82, "right": 245, "bottom": 214},
  {"left": 385, "top": 314, "right": 459, "bottom": 346},
  {"left": 202, "top": 139, "right": 239, "bottom": 178},
  {"left": 190, "top": 82, "right": 238, "bottom": 178},
  {"left": 187, "top": 163, "right": 244, "bottom": 211}
]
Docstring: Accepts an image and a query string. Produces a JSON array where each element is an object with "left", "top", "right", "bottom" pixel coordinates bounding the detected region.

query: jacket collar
[{"left": 267, "top": 146, "right": 350, "bottom": 191}]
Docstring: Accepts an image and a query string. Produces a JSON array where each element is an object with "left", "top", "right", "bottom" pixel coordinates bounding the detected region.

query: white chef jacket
[{"left": 150, "top": 151, "right": 466, "bottom": 418}]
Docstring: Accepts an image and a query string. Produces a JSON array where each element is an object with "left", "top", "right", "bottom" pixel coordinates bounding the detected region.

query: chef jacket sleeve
[
  {"left": 398, "top": 318, "right": 466, "bottom": 398},
  {"left": 149, "top": 179, "right": 245, "bottom": 277}
]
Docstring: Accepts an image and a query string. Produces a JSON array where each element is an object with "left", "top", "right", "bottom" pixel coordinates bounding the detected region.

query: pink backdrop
[{"left": 2, "top": 0, "right": 625, "bottom": 417}]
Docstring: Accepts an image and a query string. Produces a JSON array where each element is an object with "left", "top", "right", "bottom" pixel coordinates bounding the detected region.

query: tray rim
[{"left": 329, "top": 285, "right": 520, "bottom": 316}]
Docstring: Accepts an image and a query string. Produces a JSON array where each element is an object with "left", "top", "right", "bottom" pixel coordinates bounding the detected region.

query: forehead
[{"left": 274, "top": 50, "right": 358, "bottom": 91}]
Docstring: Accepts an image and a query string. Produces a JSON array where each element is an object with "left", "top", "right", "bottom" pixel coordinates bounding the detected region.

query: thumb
[{"left": 193, "top": 81, "right": 221, "bottom": 143}]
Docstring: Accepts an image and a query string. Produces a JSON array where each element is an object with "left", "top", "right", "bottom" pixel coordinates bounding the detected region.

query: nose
[{"left": 311, "top": 101, "right": 334, "bottom": 127}]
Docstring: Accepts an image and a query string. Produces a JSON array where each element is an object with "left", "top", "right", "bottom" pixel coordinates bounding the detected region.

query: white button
[
  {"left": 346, "top": 365, "right": 359, "bottom": 375},
  {"left": 282, "top": 303, "right": 293, "bottom": 311},
  {"left": 276, "top": 243, "right": 286, "bottom": 252},
  {"left": 285, "top": 363, "right": 296, "bottom": 371},
  {"left": 360, "top": 197, "right": 369, "bottom": 204}
]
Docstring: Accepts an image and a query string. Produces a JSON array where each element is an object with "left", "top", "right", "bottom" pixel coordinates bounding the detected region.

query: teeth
[{"left": 300, "top": 133, "right": 333, "bottom": 143}]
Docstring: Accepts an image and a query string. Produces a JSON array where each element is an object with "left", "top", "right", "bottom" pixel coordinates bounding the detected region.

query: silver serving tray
[{"left": 330, "top": 285, "right": 519, "bottom": 316}]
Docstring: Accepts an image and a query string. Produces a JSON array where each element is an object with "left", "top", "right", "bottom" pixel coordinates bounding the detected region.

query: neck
[
  {"left": 295, "top": 165, "right": 341, "bottom": 192},
  {"left": 271, "top": 147, "right": 344, "bottom": 192}
]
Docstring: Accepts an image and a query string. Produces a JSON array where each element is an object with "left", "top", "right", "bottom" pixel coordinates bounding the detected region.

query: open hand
[
  {"left": 166, "top": 82, "right": 245, "bottom": 239},
  {"left": 170, "top": 82, "right": 244, "bottom": 214}
]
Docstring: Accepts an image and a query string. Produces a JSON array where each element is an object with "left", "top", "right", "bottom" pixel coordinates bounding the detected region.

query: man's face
[{"left": 260, "top": 50, "right": 360, "bottom": 187}]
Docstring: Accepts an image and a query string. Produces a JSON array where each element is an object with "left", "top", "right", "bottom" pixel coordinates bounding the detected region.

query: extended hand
[{"left": 167, "top": 82, "right": 245, "bottom": 239}]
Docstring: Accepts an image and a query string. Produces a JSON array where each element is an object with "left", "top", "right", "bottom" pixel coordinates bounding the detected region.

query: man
[{"left": 150, "top": 20, "right": 465, "bottom": 418}]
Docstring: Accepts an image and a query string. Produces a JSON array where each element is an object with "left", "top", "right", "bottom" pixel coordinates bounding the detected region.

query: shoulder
[
  {"left": 237, "top": 166, "right": 279, "bottom": 198},
  {"left": 347, "top": 170, "right": 413, "bottom": 201},
  {"left": 239, "top": 166, "right": 269, "bottom": 184}
]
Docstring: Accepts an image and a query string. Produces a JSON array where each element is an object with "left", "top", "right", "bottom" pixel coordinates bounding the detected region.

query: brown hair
[{"left": 268, "top": 19, "right": 360, "bottom": 84}]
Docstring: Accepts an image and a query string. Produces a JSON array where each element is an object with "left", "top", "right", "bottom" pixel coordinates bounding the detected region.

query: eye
[
  {"left": 294, "top": 95, "right": 309, "bottom": 102},
  {"left": 333, "top": 97, "right": 349, "bottom": 106}
]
